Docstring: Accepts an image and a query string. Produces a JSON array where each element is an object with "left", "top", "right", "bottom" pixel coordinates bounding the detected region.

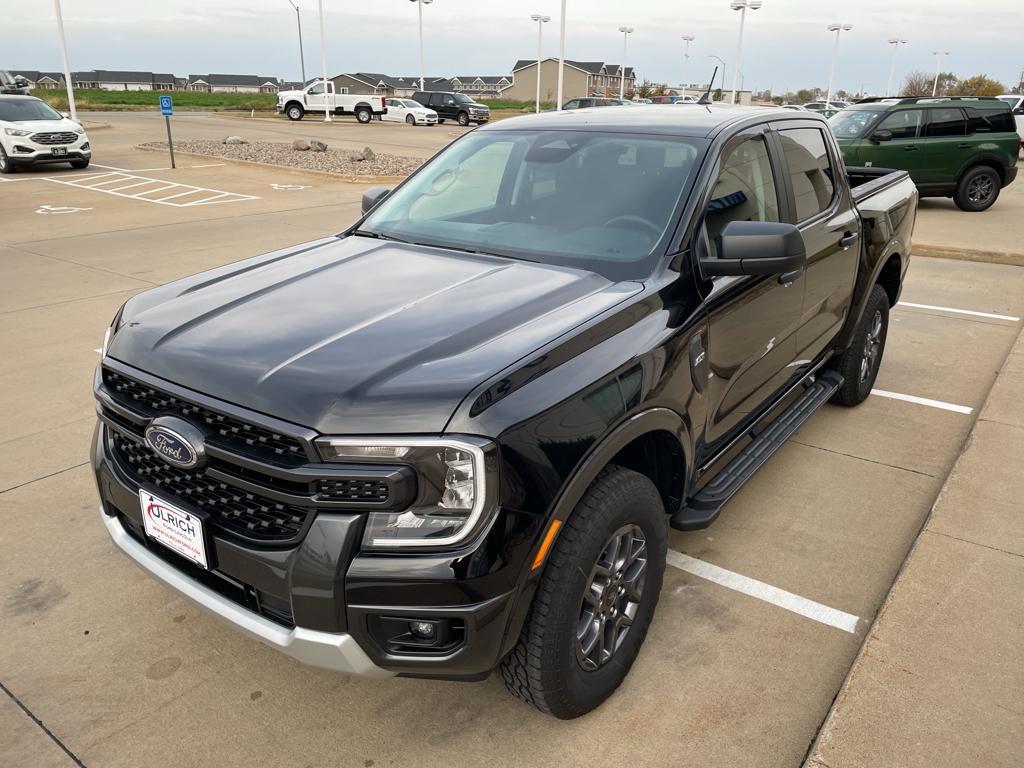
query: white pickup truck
[{"left": 276, "top": 80, "right": 387, "bottom": 123}]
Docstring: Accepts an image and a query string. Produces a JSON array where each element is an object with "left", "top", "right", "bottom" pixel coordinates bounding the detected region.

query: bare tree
[{"left": 900, "top": 70, "right": 933, "bottom": 96}]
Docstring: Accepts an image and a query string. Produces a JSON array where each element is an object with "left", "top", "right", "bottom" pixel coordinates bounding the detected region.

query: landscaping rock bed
[{"left": 137, "top": 139, "right": 422, "bottom": 177}]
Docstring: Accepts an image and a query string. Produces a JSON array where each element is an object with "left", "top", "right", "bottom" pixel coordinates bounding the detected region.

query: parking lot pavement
[
  {"left": 913, "top": 179, "right": 1024, "bottom": 264},
  {"left": 2, "top": 113, "right": 1024, "bottom": 767}
]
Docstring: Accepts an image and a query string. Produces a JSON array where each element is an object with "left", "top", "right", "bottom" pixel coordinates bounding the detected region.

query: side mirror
[
  {"left": 701, "top": 221, "right": 806, "bottom": 277},
  {"left": 361, "top": 186, "right": 391, "bottom": 214},
  {"left": 870, "top": 129, "right": 893, "bottom": 143}
]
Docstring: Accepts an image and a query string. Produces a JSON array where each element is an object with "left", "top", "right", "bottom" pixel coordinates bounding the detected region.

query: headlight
[
  {"left": 4, "top": 128, "right": 31, "bottom": 137},
  {"left": 101, "top": 301, "right": 128, "bottom": 357},
  {"left": 73, "top": 126, "right": 85, "bottom": 135},
  {"left": 316, "top": 436, "right": 497, "bottom": 550}
]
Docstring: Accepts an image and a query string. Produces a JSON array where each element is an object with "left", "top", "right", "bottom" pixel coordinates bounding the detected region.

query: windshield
[
  {"left": 454, "top": 93, "right": 475, "bottom": 104},
  {"left": 829, "top": 108, "right": 884, "bottom": 138},
  {"left": 358, "top": 129, "right": 707, "bottom": 280},
  {"left": 0, "top": 99, "right": 63, "bottom": 122}
]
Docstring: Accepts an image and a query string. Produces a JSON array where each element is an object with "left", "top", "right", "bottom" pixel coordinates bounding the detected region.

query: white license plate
[
  {"left": 51, "top": 147, "right": 68, "bottom": 156},
  {"left": 139, "top": 489, "right": 209, "bottom": 568}
]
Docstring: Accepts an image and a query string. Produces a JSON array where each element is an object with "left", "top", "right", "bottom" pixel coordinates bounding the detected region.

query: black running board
[{"left": 670, "top": 370, "right": 843, "bottom": 531}]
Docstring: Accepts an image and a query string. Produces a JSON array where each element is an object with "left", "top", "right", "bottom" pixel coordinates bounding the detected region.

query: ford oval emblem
[{"left": 144, "top": 416, "right": 206, "bottom": 470}]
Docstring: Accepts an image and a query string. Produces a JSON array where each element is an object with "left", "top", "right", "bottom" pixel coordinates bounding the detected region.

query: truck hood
[{"left": 108, "top": 236, "right": 641, "bottom": 435}]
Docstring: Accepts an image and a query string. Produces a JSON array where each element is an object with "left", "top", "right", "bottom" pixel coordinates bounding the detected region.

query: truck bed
[{"left": 846, "top": 166, "right": 911, "bottom": 205}]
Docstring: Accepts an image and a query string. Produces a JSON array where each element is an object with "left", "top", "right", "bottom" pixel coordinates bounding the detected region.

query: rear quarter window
[{"left": 966, "top": 107, "right": 1016, "bottom": 134}]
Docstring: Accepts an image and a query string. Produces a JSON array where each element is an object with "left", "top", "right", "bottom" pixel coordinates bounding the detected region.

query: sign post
[{"left": 159, "top": 95, "right": 175, "bottom": 169}]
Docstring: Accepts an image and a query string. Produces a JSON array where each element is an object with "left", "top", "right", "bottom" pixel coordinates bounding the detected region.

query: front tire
[
  {"left": 499, "top": 466, "right": 667, "bottom": 719},
  {"left": 406, "top": 114, "right": 415, "bottom": 125},
  {"left": 355, "top": 107, "right": 372, "bottom": 124},
  {"left": 830, "top": 284, "right": 890, "bottom": 406},
  {"left": 954, "top": 166, "right": 1001, "bottom": 212},
  {"left": 0, "top": 145, "right": 14, "bottom": 174},
  {"left": 457, "top": 111, "right": 470, "bottom": 126},
  {"left": 286, "top": 104, "right": 304, "bottom": 121}
]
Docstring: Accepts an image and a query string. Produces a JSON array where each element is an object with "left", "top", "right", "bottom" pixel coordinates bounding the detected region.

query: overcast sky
[{"left": 7, "top": 0, "right": 1023, "bottom": 94}]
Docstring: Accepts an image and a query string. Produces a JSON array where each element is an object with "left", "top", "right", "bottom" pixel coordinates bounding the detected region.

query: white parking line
[
  {"left": 870, "top": 389, "right": 973, "bottom": 414},
  {"left": 45, "top": 172, "right": 258, "bottom": 207},
  {"left": 897, "top": 301, "right": 1020, "bottom": 323},
  {"left": 667, "top": 550, "right": 860, "bottom": 633}
]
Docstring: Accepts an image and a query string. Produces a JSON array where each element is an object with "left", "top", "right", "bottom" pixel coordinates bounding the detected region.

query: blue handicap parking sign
[{"left": 159, "top": 95, "right": 173, "bottom": 115}]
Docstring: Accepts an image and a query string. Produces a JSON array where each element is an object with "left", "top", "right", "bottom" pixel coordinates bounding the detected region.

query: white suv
[{"left": 0, "top": 95, "right": 91, "bottom": 173}]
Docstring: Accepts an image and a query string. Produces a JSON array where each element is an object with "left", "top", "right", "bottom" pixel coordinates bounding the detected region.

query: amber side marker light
[{"left": 531, "top": 519, "right": 563, "bottom": 571}]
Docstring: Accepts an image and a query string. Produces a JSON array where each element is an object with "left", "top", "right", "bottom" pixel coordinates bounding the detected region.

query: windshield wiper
[{"left": 352, "top": 229, "right": 412, "bottom": 244}]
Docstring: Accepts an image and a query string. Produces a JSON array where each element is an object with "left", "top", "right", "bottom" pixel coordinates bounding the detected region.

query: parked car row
[{"left": 0, "top": 94, "right": 91, "bottom": 173}]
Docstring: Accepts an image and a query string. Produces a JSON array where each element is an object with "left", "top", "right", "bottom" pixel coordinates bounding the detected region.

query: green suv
[{"left": 830, "top": 97, "right": 1019, "bottom": 211}]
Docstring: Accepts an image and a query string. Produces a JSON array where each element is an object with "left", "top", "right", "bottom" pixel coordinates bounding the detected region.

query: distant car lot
[{"left": 1, "top": 110, "right": 1023, "bottom": 766}]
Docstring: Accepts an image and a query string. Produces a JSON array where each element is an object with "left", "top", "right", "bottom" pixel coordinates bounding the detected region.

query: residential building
[
  {"left": 504, "top": 58, "right": 637, "bottom": 103},
  {"left": 73, "top": 70, "right": 163, "bottom": 90},
  {"left": 329, "top": 73, "right": 449, "bottom": 98},
  {"left": 187, "top": 74, "right": 280, "bottom": 93},
  {"left": 10, "top": 70, "right": 65, "bottom": 89},
  {"left": 448, "top": 75, "right": 512, "bottom": 97}
]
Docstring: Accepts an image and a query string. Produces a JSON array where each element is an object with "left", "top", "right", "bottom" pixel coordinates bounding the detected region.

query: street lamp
[
  {"left": 530, "top": 14, "right": 550, "bottom": 113},
  {"left": 286, "top": 1, "right": 307, "bottom": 85},
  {"left": 52, "top": 0, "right": 77, "bottom": 121},
  {"left": 409, "top": 0, "right": 434, "bottom": 93},
  {"left": 932, "top": 50, "right": 950, "bottom": 96},
  {"left": 556, "top": 0, "right": 567, "bottom": 110},
  {"left": 618, "top": 26, "right": 634, "bottom": 99},
  {"left": 885, "top": 37, "right": 908, "bottom": 97},
  {"left": 825, "top": 23, "right": 853, "bottom": 107},
  {"left": 728, "top": 0, "right": 761, "bottom": 105},
  {"left": 681, "top": 34, "right": 695, "bottom": 92},
  {"left": 709, "top": 54, "right": 726, "bottom": 98},
  {"left": 317, "top": 0, "right": 330, "bottom": 121}
]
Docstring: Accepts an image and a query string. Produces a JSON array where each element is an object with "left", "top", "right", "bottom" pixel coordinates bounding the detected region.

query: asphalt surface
[{"left": 2, "top": 112, "right": 1023, "bottom": 768}]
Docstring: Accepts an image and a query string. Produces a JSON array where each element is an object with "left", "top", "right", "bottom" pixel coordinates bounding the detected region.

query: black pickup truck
[{"left": 93, "top": 105, "right": 917, "bottom": 719}]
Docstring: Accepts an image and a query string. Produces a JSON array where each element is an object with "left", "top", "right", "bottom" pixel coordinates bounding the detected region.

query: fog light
[{"left": 409, "top": 620, "right": 436, "bottom": 639}]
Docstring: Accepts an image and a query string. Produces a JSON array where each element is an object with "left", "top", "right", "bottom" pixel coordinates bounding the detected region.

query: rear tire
[
  {"left": 0, "top": 146, "right": 14, "bottom": 174},
  {"left": 70, "top": 158, "right": 90, "bottom": 169},
  {"left": 499, "top": 465, "right": 667, "bottom": 719},
  {"left": 953, "top": 166, "right": 1001, "bottom": 212},
  {"left": 286, "top": 104, "right": 304, "bottom": 121},
  {"left": 830, "top": 284, "right": 889, "bottom": 406},
  {"left": 355, "top": 107, "right": 372, "bottom": 124}
]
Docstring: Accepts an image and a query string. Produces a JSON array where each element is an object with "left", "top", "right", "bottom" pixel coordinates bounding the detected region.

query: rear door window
[
  {"left": 778, "top": 128, "right": 836, "bottom": 221},
  {"left": 966, "top": 107, "right": 1015, "bottom": 134},
  {"left": 877, "top": 109, "right": 924, "bottom": 140},
  {"left": 429, "top": 93, "right": 444, "bottom": 107},
  {"left": 923, "top": 108, "right": 967, "bottom": 137}
]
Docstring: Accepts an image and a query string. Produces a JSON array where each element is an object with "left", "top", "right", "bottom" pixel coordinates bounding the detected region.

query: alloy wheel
[
  {"left": 576, "top": 524, "right": 647, "bottom": 671},
  {"left": 967, "top": 174, "right": 995, "bottom": 204},
  {"left": 860, "top": 309, "right": 883, "bottom": 383}
]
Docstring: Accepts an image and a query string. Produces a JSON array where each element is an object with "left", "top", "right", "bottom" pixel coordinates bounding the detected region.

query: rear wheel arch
[
  {"left": 875, "top": 253, "right": 903, "bottom": 309},
  {"left": 957, "top": 155, "right": 1007, "bottom": 186}
]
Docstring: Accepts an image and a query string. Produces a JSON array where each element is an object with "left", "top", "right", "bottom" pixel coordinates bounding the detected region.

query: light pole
[
  {"left": 728, "top": 0, "right": 761, "bottom": 105},
  {"left": 317, "top": 0, "right": 330, "bottom": 121},
  {"left": 52, "top": 0, "right": 77, "bottom": 121},
  {"left": 618, "top": 26, "right": 633, "bottom": 99},
  {"left": 709, "top": 54, "right": 726, "bottom": 99},
  {"left": 825, "top": 23, "right": 853, "bottom": 107},
  {"left": 530, "top": 15, "right": 551, "bottom": 113},
  {"left": 556, "top": 0, "right": 567, "bottom": 110},
  {"left": 885, "top": 37, "right": 908, "bottom": 97},
  {"left": 681, "top": 34, "right": 695, "bottom": 92},
  {"left": 286, "top": 1, "right": 307, "bottom": 84},
  {"left": 409, "top": 0, "right": 433, "bottom": 92},
  {"left": 931, "top": 50, "right": 950, "bottom": 96}
]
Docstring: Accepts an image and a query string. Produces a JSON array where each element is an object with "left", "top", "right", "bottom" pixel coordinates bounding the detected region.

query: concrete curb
[
  {"left": 133, "top": 144, "right": 410, "bottom": 185},
  {"left": 912, "top": 243, "right": 1024, "bottom": 267}
]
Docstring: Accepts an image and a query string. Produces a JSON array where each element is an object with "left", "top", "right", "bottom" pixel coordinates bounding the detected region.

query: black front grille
[
  {"left": 103, "top": 369, "right": 307, "bottom": 467},
  {"left": 318, "top": 477, "right": 390, "bottom": 503},
  {"left": 113, "top": 434, "right": 310, "bottom": 543},
  {"left": 31, "top": 131, "right": 78, "bottom": 145}
]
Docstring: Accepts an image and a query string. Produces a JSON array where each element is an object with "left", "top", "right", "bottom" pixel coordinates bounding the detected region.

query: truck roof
[{"left": 481, "top": 103, "right": 809, "bottom": 138}]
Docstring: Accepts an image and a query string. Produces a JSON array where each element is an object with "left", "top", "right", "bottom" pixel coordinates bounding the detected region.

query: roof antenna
[{"left": 697, "top": 66, "right": 717, "bottom": 105}]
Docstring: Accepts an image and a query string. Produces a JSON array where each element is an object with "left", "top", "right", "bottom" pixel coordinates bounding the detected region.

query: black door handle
[
  {"left": 838, "top": 231, "right": 859, "bottom": 248},
  {"left": 903, "top": 145, "right": 918, "bottom": 151},
  {"left": 778, "top": 268, "right": 803, "bottom": 285},
  {"left": 957, "top": 143, "right": 971, "bottom": 149}
]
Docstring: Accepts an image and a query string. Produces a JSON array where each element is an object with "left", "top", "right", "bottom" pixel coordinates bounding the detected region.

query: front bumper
[
  {"left": 100, "top": 505, "right": 393, "bottom": 677},
  {"left": 7, "top": 136, "right": 90, "bottom": 165}
]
